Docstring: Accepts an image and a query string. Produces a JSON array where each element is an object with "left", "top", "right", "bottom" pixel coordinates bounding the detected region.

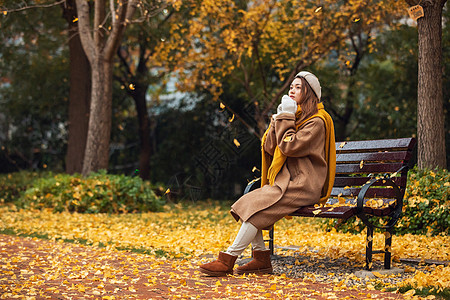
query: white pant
[{"left": 225, "top": 221, "right": 266, "bottom": 257}]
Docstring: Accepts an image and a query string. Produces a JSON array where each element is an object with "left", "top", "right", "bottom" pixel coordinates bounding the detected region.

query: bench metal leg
[
  {"left": 366, "top": 226, "right": 373, "bottom": 270},
  {"left": 384, "top": 229, "right": 393, "bottom": 269},
  {"left": 366, "top": 225, "right": 393, "bottom": 270},
  {"left": 269, "top": 227, "right": 274, "bottom": 255}
]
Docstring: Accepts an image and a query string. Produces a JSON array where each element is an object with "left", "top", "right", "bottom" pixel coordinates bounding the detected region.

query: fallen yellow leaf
[{"left": 312, "top": 209, "right": 322, "bottom": 215}]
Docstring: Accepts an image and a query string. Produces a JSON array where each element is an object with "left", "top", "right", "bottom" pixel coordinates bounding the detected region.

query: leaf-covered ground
[{"left": 1, "top": 201, "right": 449, "bottom": 299}]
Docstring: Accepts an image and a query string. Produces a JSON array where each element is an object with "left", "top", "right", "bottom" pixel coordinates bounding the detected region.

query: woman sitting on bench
[{"left": 199, "top": 71, "right": 336, "bottom": 276}]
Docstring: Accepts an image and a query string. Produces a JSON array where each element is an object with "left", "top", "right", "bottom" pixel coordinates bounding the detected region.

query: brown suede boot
[
  {"left": 235, "top": 249, "right": 273, "bottom": 275},
  {"left": 199, "top": 252, "right": 237, "bottom": 276}
]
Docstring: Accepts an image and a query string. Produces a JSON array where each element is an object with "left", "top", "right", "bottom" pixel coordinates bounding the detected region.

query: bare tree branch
[
  {"left": 75, "top": 0, "right": 95, "bottom": 63},
  {"left": 1, "top": 0, "right": 65, "bottom": 13}
]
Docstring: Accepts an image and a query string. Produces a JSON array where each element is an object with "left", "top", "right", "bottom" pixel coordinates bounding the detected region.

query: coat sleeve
[
  {"left": 263, "top": 119, "right": 277, "bottom": 156},
  {"left": 274, "top": 114, "right": 325, "bottom": 158}
]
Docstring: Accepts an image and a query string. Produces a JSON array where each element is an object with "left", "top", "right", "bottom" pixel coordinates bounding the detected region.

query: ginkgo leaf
[
  {"left": 314, "top": 7, "right": 322, "bottom": 13},
  {"left": 233, "top": 139, "right": 240, "bottom": 147},
  {"left": 372, "top": 271, "right": 383, "bottom": 278},
  {"left": 312, "top": 209, "right": 322, "bottom": 215},
  {"left": 339, "top": 142, "right": 346, "bottom": 148},
  {"left": 359, "top": 160, "right": 364, "bottom": 169},
  {"left": 228, "top": 114, "right": 235, "bottom": 122},
  {"left": 219, "top": 102, "right": 225, "bottom": 110}
]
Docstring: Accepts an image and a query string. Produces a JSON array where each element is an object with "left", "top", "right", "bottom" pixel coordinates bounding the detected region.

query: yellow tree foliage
[{"left": 154, "top": 0, "right": 406, "bottom": 135}]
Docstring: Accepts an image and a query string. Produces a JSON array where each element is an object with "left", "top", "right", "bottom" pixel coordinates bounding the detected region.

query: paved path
[{"left": 0, "top": 234, "right": 408, "bottom": 299}]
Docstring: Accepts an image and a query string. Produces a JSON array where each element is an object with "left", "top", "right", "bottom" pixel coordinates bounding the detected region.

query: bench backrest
[{"left": 329, "top": 138, "right": 416, "bottom": 205}]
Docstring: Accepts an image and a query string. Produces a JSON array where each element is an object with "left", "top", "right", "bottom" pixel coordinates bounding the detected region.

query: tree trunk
[
  {"left": 62, "top": 0, "right": 91, "bottom": 174},
  {"left": 81, "top": 57, "right": 113, "bottom": 174},
  {"left": 75, "top": 0, "right": 138, "bottom": 176},
  {"left": 132, "top": 84, "right": 151, "bottom": 180},
  {"left": 415, "top": 0, "right": 447, "bottom": 169}
]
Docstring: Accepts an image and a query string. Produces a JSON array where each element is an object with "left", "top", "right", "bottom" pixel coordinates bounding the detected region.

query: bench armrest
[
  {"left": 244, "top": 178, "right": 261, "bottom": 194},
  {"left": 356, "top": 175, "right": 403, "bottom": 229}
]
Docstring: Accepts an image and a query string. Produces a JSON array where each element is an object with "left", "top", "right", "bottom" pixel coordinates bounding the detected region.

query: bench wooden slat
[
  {"left": 331, "top": 187, "right": 398, "bottom": 198},
  {"left": 336, "top": 162, "right": 404, "bottom": 174},
  {"left": 333, "top": 176, "right": 407, "bottom": 188},
  {"left": 336, "top": 151, "right": 412, "bottom": 163},
  {"left": 336, "top": 138, "right": 416, "bottom": 152},
  {"left": 290, "top": 204, "right": 396, "bottom": 219},
  {"left": 290, "top": 206, "right": 356, "bottom": 219}
]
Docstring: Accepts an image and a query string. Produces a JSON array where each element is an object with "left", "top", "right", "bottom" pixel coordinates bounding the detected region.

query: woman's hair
[{"left": 295, "top": 76, "right": 319, "bottom": 124}]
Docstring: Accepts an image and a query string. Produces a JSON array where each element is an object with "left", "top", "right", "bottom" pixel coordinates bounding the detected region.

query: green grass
[{"left": 398, "top": 285, "right": 450, "bottom": 299}]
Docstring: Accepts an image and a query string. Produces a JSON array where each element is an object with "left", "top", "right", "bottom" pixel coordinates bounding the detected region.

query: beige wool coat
[{"left": 230, "top": 113, "right": 328, "bottom": 230}]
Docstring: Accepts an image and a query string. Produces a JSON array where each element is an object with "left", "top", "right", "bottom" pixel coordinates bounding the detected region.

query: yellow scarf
[{"left": 260, "top": 102, "right": 336, "bottom": 205}]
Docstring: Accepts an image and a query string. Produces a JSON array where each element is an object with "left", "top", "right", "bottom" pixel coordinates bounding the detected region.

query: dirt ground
[{"left": 0, "top": 234, "right": 410, "bottom": 299}]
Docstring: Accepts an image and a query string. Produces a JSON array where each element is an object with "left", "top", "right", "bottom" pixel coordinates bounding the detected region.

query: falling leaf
[
  {"left": 164, "top": 188, "right": 171, "bottom": 195},
  {"left": 339, "top": 142, "right": 346, "bottom": 148},
  {"left": 233, "top": 139, "right": 240, "bottom": 148},
  {"left": 228, "top": 114, "right": 235, "bottom": 122},
  {"left": 220, "top": 102, "right": 226, "bottom": 110},
  {"left": 252, "top": 166, "right": 259, "bottom": 173},
  {"left": 314, "top": 7, "right": 322, "bottom": 13},
  {"left": 73, "top": 17, "right": 78, "bottom": 23},
  {"left": 129, "top": 84, "right": 135, "bottom": 90},
  {"left": 359, "top": 160, "right": 364, "bottom": 169},
  {"left": 312, "top": 209, "right": 322, "bottom": 215},
  {"left": 353, "top": 18, "right": 360, "bottom": 22}
]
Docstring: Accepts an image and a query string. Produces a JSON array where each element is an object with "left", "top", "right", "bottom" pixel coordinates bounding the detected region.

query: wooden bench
[{"left": 244, "top": 137, "right": 416, "bottom": 270}]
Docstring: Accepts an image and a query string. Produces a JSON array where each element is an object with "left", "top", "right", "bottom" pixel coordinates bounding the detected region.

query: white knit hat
[{"left": 295, "top": 71, "right": 321, "bottom": 100}]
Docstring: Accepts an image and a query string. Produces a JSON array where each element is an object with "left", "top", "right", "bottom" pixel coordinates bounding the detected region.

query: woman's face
[{"left": 289, "top": 78, "right": 303, "bottom": 105}]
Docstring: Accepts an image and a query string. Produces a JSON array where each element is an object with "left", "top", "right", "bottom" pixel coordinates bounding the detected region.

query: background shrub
[
  {"left": 396, "top": 167, "right": 449, "bottom": 235},
  {"left": 326, "top": 167, "right": 449, "bottom": 236},
  {"left": 17, "top": 170, "right": 165, "bottom": 213},
  {"left": 0, "top": 171, "right": 46, "bottom": 203}
]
